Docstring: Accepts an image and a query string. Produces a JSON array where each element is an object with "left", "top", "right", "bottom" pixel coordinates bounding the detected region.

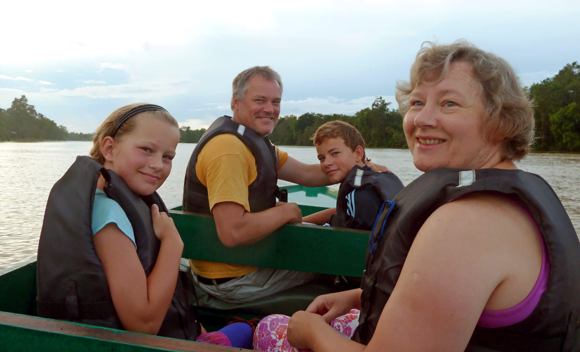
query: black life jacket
[
  {"left": 37, "top": 156, "right": 201, "bottom": 340},
  {"left": 329, "top": 165, "right": 404, "bottom": 229},
  {"left": 183, "top": 115, "right": 281, "bottom": 214},
  {"left": 354, "top": 168, "right": 580, "bottom": 352}
]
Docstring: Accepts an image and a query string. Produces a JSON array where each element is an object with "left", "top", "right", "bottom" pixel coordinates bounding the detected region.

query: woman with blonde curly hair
[{"left": 254, "top": 40, "right": 580, "bottom": 352}]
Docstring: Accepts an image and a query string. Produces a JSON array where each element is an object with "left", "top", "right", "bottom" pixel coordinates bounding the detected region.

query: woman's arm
[
  {"left": 303, "top": 208, "right": 336, "bottom": 225},
  {"left": 288, "top": 289, "right": 364, "bottom": 351},
  {"left": 289, "top": 193, "right": 542, "bottom": 352},
  {"left": 94, "top": 204, "right": 184, "bottom": 334}
]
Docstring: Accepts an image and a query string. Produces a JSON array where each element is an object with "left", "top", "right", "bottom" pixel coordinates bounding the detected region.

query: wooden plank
[
  {"left": 0, "top": 311, "right": 246, "bottom": 352},
  {"left": 172, "top": 210, "right": 369, "bottom": 278}
]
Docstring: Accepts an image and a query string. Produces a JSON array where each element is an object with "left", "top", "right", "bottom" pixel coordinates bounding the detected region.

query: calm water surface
[{"left": 1, "top": 142, "right": 579, "bottom": 271}]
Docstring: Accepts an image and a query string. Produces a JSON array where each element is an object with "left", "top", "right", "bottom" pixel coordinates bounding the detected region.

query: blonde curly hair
[{"left": 396, "top": 40, "right": 534, "bottom": 161}]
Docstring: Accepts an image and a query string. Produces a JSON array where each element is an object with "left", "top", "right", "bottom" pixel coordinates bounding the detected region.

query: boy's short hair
[{"left": 313, "top": 121, "right": 366, "bottom": 159}]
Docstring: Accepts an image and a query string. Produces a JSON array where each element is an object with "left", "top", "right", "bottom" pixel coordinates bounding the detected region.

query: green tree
[
  {"left": 530, "top": 62, "right": 580, "bottom": 151},
  {"left": 1, "top": 95, "right": 68, "bottom": 141},
  {"left": 550, "top": 102, "right": 580, "bottom": 151},
  {"left": 179, "top": 126, "right": 206, "bottom": 143}
]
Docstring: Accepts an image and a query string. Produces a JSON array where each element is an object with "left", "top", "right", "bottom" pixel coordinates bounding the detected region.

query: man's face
[{"left": 232, "top": 75, "right": 281, "bottom": 137}]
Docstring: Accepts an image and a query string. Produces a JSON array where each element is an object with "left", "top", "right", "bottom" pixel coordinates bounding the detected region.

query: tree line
[
  {"left": 0, "top": 96, "right": 93, "bottom": 142},
  {"left": 3, "top": 62, "right": 579, "bottom": 151},
  {"left": 529, "top": 62, "right": 580, "bottom": 152},
  {"left": 268, "top": 96, "right": 406, "bottom": 148},
  {"left": 180, "top": 96, "right": 407, "bottom": 148}
]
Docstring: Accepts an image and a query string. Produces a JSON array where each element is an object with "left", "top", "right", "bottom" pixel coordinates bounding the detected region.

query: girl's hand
[
  {"left": 306, "top": 289, "right": 361, "bottom": 323},
  {"left": 287, "top": 311, "right": 327, "bottom": 350},
  {"left": 151, "top": 204, "right": 181, "bottom": 243}
]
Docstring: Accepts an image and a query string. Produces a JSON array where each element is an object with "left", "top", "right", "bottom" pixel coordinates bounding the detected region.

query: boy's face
[{"left": 316, "top": 137, "right": 365, "bottom": 184}]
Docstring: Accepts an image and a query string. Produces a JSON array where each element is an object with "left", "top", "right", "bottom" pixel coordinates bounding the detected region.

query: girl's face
[{"left": 102, "top": 114, "right": 180, "bottom": 196}]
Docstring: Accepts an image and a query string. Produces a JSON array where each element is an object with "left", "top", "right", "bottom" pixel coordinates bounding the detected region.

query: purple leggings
[{"left": 196, "top": 322, "right": 254, "bottom": 348}]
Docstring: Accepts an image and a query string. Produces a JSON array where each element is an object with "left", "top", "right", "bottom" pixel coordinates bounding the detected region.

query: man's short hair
[
  {"left": 231, "top": 66, "right": 283, "bottom": 110},
  {"left": 313, "top": 121, "right": 366, "bottom": 160}
]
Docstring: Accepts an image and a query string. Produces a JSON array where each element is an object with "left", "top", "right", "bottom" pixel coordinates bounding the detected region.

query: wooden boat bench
[{"left": 171, "top": 207, "right": 369, "bottom": 328}]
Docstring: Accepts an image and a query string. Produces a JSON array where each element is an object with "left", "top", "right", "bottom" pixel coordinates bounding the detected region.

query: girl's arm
[
  {"left": 288, "top": 193, "right": 542, "bottom": 352},
  {"left": 303, "top": 208, "right": 336, "bottom": 225},
  {"left": 94, "top": 204, "right": 183, "bottom": 335}
]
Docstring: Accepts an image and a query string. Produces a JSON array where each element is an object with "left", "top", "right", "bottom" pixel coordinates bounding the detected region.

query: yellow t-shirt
[{"left": 190, "top": 133, "right": 288, "bottom": 279}]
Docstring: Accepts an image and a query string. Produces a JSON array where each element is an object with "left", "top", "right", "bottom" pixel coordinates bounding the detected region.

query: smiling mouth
[
  {"left": 140, "top": 172, "right": 160, "bottom": 182},
  {"left": 418, "top": 138, "right": 445, "bottom": 145}
]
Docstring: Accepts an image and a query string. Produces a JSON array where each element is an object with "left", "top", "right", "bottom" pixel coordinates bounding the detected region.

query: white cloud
[
  {"left": 282, "top": 95, "right": 398, "bottom": 115},
  {"left": 56, "top": 79, "right": 197, "bottom": 99},
  {"left": 99, "top": 63, "right": 131, "bottom": 72},
  {"left": 193, "top": 104, "right": 230, "bottom": 112},
  {"left": 180, "top": 119, "right": 209, "bottom": 130},
  {"left": 0, "top": 74, "right": 52, "bottom": 86},
  {"left": 0, "top": 75, "right": 33, "bottom": 82},
  {"left": 40, "top": 88, "right": 59, "bottom": 93},
  {"left": 83, "top": 80, "right": 106, "bottom": 84},
  {"left": 24, "top": 70, "right": 33, "bottom": 73}
]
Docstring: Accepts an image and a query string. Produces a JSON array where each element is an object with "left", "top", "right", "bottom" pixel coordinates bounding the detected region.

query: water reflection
[{"left": 0, "top": 142, "right": 578, "bottom": 271}]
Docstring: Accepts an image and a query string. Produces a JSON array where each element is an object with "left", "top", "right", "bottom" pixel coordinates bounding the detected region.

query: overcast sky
[{"left": 1, "top": 0, "right": 579, "bottom": 133}]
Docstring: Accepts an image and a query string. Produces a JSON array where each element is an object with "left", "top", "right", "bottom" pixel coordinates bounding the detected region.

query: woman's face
[{"left": 403, "top": 61, "right": 503, "bottom": 172}]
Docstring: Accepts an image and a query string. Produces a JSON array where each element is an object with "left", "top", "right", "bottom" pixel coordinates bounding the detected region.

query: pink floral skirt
[{"left": 253, "top": 309, "right": 360, "bottom": 352}]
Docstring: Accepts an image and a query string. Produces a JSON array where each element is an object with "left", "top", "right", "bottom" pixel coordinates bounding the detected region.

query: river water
[{"left": 1, "top": 141, "right": 579, "bottom": 272}]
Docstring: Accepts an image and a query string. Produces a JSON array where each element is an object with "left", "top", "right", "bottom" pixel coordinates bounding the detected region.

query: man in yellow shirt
[{"left": 183, "top": 66, "right": 352, "bottom": 302}]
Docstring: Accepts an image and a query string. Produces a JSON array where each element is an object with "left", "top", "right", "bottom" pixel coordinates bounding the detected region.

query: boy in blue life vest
[{"left": 303, "top": 121, "right": 404, "bottom": 229}]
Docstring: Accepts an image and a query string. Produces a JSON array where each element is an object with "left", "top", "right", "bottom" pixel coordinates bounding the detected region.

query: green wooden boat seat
[{"left": 171, "top": 209, "right": 369, "bottom": 328}]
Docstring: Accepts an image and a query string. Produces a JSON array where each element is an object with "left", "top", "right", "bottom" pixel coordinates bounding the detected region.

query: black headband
[{"left": 111, "top": 104, "right": 168, "bottom": 137}]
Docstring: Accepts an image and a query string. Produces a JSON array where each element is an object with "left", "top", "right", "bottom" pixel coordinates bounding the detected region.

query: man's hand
[
  {"left": 275, "top": 202, "right": 302, "bottom": 224},
  {"left": 278, "top": 156, "right": 332, "bottom": 187},
  {"left": 365, "top": 159, "right": 391, "bottom": 173}
]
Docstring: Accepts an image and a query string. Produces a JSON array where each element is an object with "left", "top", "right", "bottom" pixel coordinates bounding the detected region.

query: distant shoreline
[{"left": 1, "top": 140, "right": 579, "bottom": 155}]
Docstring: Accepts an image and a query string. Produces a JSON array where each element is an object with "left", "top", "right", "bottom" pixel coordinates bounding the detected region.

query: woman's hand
[
  {"left": 151, "top": 204, "right": 182, "bottom": 244},
  {"left": 287, "top": 311, "right": 328, "bottom": 350},
  {"left": 306, "top": 289, "right": 362, "bottom": 323}
]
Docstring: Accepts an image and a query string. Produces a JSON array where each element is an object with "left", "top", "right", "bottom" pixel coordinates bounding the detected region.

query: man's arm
[
  {"left": 212, "top": 201, "right": 302, "bottom": 247},
  {"left": 302, "top": 208, "right": 336, "bottom": 225},
  {"left": 278, "top": 156, "right": 332, "bottom": 187},
  {"left": 278, "top": 156, "right": 391, "bottom": 187}
]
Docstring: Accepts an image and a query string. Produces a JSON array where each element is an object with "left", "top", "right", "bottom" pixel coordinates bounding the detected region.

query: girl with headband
[{"left": 37, "top": 103, "right": 254, "bottom": 348}]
